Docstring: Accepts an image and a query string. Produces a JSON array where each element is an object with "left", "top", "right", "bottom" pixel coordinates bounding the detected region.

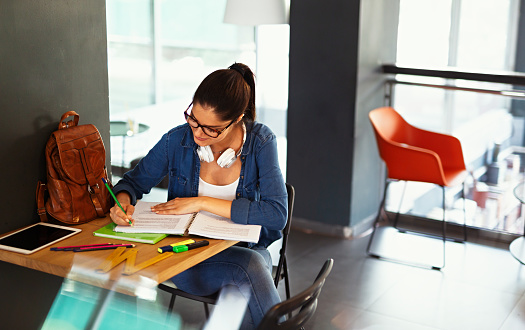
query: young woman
[{"left": 109, "top": 63, "right": 288, "bottom": 328}]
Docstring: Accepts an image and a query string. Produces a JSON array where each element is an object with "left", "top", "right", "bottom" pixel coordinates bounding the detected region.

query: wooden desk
[{"left": 0, "top": 216, "right": 237, "bottom": 295}]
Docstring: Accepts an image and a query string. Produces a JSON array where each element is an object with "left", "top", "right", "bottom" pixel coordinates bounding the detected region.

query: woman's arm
[
  {"left": 231, "top": 132, "right": 288, "bottom": 231},
  {"left": 151, "top": 196, "right": 232, "bottom": 218},
  {"left": 112, "top": 133, "right": 170, "bottom": 205}
]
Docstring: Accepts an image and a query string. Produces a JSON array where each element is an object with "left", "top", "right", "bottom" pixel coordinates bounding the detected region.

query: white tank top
[{"left": 198, "top": 177, "right": 239, "bottom": 201}]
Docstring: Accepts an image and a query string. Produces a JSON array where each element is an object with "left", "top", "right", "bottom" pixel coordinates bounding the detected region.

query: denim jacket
[{"left": 113, "top": 121, "right": 288, "bottom": 248}]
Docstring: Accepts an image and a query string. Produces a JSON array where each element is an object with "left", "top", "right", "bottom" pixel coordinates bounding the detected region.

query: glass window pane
[
  {"left": 107, "top": 43, "right": 155, "bottom": 113},
  {"left": 107, "top": 0, "right": 154, "bottom": 113},
  {"left": 396, "top": 0, "right": 451, "bottom": 67},
  {"left": 107, "top": 0, "right": 152, "bottom": 39},
  {"left": 159, "top": 0, "right": 255, "bottom": 103},
  {"left": 161, "top": 0, "right": 251, "bottom": 47},
  {"left": 394, "top": 0, "right": 452, "bottom": 131},
  {"left": 456, "top": 0, "right": 512, "bottom": 71}
]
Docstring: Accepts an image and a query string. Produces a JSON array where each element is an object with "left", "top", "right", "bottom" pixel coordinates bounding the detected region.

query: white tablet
[{"left": 0, "top": 222, "right": 81, "bottom": 254}]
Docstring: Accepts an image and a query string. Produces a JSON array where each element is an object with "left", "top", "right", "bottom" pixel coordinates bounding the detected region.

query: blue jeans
[{"left": 171, "top": 246, "right": 281, "bottom": 328}]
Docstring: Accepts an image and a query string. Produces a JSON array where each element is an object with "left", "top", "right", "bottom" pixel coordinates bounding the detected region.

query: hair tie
[{"left": 229, "top": 63, "right": 245, "bottom": 77}]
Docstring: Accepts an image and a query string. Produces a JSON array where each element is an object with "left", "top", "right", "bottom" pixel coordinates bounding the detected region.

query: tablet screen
[{"left": 0, "top": 223, "right": 81, "bottom": 254}]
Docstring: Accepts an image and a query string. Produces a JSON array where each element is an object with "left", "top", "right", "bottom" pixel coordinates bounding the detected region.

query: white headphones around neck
[{"left": 197, "top": 123, "right": 246, "bottom": 168}]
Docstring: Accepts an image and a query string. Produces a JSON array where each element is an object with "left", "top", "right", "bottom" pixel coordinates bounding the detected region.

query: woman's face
[{"left": 188, "top": 102, "right": 234, "bottom": 147}]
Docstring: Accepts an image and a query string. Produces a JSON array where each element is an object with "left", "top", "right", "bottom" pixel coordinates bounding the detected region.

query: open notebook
[{"left": 114, "top": 201, "right": 261, "bottom": 243}]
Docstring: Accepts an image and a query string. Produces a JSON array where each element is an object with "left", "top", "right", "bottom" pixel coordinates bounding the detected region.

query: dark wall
[
  {"left": 287, "top": 0, "right": 361, "bottom": 228},
  {"left": 0, "top": 0, "right": 110, "bottom": 235},
  {"left": 0, "top": 1, "right": 109, "bottom": 327},
  {"left": 287, "top": 0, "right": 399, "bottom": 234}
]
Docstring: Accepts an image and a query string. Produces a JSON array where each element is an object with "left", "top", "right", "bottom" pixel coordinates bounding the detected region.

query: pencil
[
  {"left": 50, "top": 243, "right": 115, "bottom": 251},
  {"left": 73, "top": 244, "right": 135, "bottom": 252},
  {"left": 102, "top": 177, "right": 133, "bottom": 226}
]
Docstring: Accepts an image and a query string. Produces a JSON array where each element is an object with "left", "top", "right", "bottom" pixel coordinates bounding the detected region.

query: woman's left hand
[{"left": 151, "top": 197, "right": 203, "bottom": 215}]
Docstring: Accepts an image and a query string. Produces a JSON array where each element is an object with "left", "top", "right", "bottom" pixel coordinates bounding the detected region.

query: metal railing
[{"left": 382, "top": 64, "right": 525, "bottom": 106}]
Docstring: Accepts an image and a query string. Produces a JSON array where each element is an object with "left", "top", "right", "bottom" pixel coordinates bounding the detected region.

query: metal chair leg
[
  {"left": 442, "top": 182, "right": 468, "bottom": 244},
  {"left": 165, "top": 291, "right": 210, "bottom": 319},
  {"left": 393, "top": 180, "right": 407, "bottom": 229},
  {"left": 436, "top": 186, "right": 447, "bottom": 270},
  {"left": 168, "top": 294, "right": 176, "bottom": 312},
  {"left": 462, "top": 182, "right": 468, "bottom": 242},
  {"left": 367, "top": 179, "right": 446, "bottom": 270},
  {"left": 283, "top": 257, "right": 291, "bottom": 300},
  {"left": 165, "top": 294, "right": 177, "bottom": 323},
  {"left": 204, "top": 303, "right": 210, "bottom": 318},
  {"left": 366, "top": 179, "right": 390, "bottom": 255}
]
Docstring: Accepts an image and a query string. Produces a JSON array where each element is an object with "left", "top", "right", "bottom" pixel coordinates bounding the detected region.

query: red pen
[
  {"left": 50, "top": 243, "right": 115, "bottom": 251},
  {"left": 73, "top": 244, "right": 135, "bottom": 252}
]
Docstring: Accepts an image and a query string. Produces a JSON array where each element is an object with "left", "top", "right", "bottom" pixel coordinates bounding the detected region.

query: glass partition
[{"left": 390, "top": 0, "right": 523, "bottom": 235}]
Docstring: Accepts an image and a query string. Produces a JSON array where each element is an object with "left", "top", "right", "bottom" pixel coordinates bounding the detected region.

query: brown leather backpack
[{"left": 36, "top": 111, "right": 112, "bottom": 224}]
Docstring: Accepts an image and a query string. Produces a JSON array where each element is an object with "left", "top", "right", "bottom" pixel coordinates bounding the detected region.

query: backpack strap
[
  {"left": 59, "top": 111, "right": 80, "bottom": 130},
  {"left": 36, "top": 181, "right": 49, "bottom": 222},
  {"left": 79, "top": 149, "right": 106, "bottom": 218}
]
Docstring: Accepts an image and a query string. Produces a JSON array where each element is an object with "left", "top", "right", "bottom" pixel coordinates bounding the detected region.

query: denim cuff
[
  {"left": 231, "top": 198, "right": 250, "bottom": 224},
  {"left": 112, "top": 182, "right": 138, "bottom": 206}
]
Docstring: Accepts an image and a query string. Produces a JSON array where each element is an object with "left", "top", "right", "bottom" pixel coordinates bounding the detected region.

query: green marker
[
  {"left": 157, "top": 239, "right": 195, "bottom": 253},
  {"left": 102, "top": 178, "right": 133, "bottom": 226},
  {"left": 173, "top": 240, "right": 209, "bottom": 253}
]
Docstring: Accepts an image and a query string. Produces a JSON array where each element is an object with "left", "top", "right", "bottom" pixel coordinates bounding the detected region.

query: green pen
[{"left": 102, "top": 178, "right": 133, "bottom": 226}]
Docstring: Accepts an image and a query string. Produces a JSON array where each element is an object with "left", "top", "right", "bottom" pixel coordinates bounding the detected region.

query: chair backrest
[
  {"left": 369, "top": 106, "right": 414, "bottom": 146},
  {"left": 258, "top": 258, "right": 334, "bottom": 330},
  {"left": 369, "top": 107, "right": 466, "bottom": 186},
  {"left": 274, "top": 183, "right": 295, "bottom": 286}
]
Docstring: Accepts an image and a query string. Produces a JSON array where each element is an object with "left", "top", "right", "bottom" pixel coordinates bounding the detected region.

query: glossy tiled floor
[{"left": 157, "top": 227, "right": 525, "bottom": 329}]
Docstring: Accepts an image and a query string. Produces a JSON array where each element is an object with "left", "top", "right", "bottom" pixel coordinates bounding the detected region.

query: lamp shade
[{"left": 223, "top": 0, "right": 287, "bottom": 25}]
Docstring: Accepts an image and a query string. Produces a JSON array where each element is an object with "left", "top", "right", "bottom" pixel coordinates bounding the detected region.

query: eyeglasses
[{"left": 184, "top": 105, "right": 235, "bottom": 138}]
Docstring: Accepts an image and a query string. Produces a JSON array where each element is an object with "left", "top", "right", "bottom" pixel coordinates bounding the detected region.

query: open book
[{"left": 114, "top": 201, "right": 261, "bottom": 243}]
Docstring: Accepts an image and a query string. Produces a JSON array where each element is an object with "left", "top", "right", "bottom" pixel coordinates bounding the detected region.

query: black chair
[
  {"left": 158, "top": 183, "right": 295, "bottom": 318},
  {"left": 257, "top": 258, "right": 334, "bottom": 330}
]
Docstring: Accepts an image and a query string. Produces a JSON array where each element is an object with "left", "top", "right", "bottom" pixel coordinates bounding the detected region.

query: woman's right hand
[{"left": 109, "top": 192, "right": 135, "bottom": 226}]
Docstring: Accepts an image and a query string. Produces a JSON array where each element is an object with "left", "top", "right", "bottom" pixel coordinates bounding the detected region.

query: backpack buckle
[{"left": 88, "top": 183, "right": 99, "bottom": 194}]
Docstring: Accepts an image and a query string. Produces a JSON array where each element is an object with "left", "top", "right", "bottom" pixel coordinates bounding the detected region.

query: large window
[
  {"left": 107, "top": 0, "right": 255, "bottom": 113},
  {"left": 395, "top": 0, "right": 517, "bottom": 133},
  {"left": 391, "top": 0, "right": 523, "bottom": 235},
  {"left": 106, "top": 0, "right": 289, "bottom": 185}
]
